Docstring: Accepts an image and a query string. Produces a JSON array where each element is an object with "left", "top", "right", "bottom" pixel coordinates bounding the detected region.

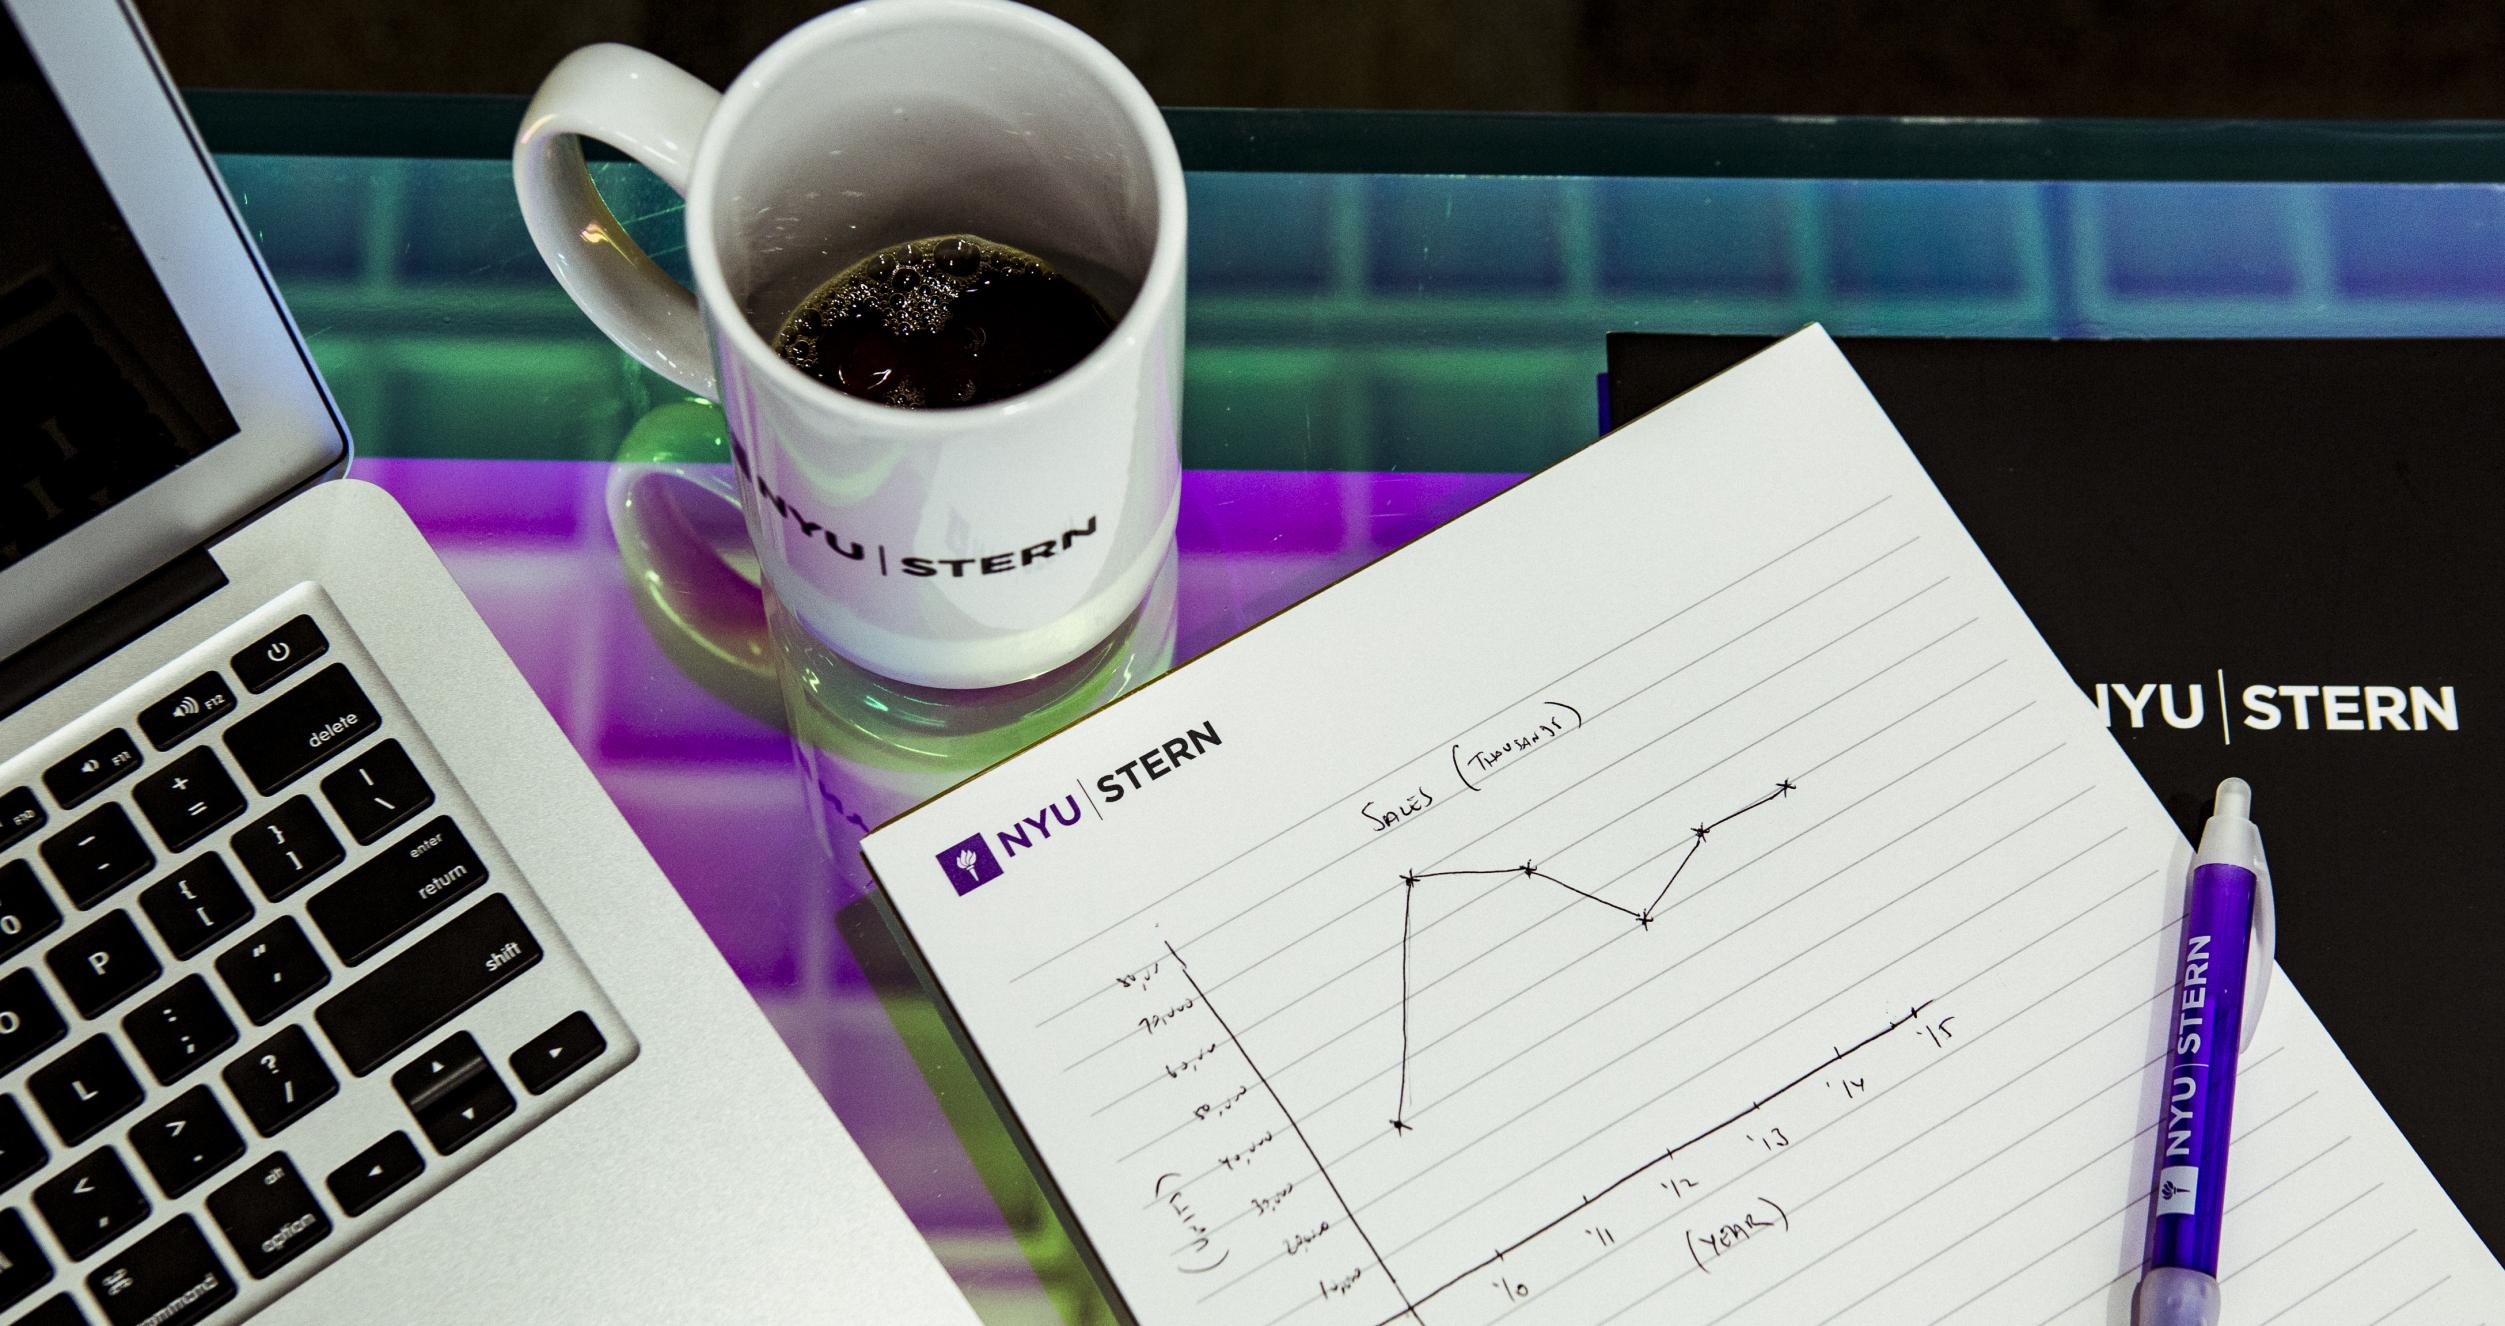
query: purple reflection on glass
[{"left": 355, "top": 456, "right": 1512, "bottom": 1247}]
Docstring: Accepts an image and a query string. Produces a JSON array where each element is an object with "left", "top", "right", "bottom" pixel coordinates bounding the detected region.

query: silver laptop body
[{"left": 0, "top": 3, "right": 975, "bottom": 1322}]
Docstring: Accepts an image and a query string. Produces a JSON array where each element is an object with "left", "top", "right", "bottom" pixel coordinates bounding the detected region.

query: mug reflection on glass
[{"left": 602, "top": 400, "right": 1177, "bottom": 906}]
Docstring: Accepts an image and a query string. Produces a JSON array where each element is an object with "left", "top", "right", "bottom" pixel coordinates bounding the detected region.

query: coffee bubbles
[{"left": 772, "top": 234, "right": 1114, "bottom": 409}]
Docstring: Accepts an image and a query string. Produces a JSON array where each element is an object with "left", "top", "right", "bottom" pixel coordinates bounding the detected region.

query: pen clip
[{"left": 2241, "top": 831, "right": 2276, "bottom": 1051}]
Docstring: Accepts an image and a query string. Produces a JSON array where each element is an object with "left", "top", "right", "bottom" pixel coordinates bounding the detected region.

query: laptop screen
[{"left": 0, "top": 11, "right": 239, "bottom": 576}]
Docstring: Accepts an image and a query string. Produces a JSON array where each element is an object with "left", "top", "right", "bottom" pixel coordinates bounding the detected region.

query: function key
[
  {"left": 137, "top": 857, "right": 255, "bottom": 962},
  {"left": 44, "top": 912, "right": 160, "bottom": 1019},
  {"left": 131, "top": 749, "right": 245, "bottom": 855},
  {"left": 223, "top": 665, "right": 379, "bottom": 795},
  {"left": 0, "top": 1208, "right": 53, "bottom": 1312},
  {"left": 0, "top": 1095, "right": 48, "bottom": 1190},
  {"left": 0, "top": 859, "right": 64, "bottom": 963},
  {"left": 85, "top": 1215, "right": 237, "bottom": 1326},
  {"left": 205, "top": 1154, "right": 329, "bottom": 1278},
  {"left": 0, "top": 969, "right": 68, "bottom": 1076},
  {"left": 214, "top": 917, "right": 330, "bottom": 1025},
  {"left": 319, "top": 741, "right": 434, "bottom": 845},
  {"left": 221, "top": 1027, "right": 338, "bottom": 1138},
  {"left": 229, "top": 797, "right": 342, "bottom": 901},
  {"left": 39, "top": 806, "right": 154, "bottom": 909},
  {"left": 325, "top": 1132, "right": 422, "bottom": 1217},
  {"left": 230, "top": 615, "right": 326, "bottom": 694},
  {"left": 122, "top": 975, "right": 237, "bottom": 1087},
  {"left": 34, "top": 1147, "right": 150, "bottom": 1260},
  {"left": 29, "top": 1037, "right": 142, "bottom": 1146},
  {"left": 42, "top": 730, "right": 141, "bottom": 809},
  {"left": 0, "top": 786, "right": 44, "bottom": 852},
  {"left": 129, "top": 1087, "right": 246, "bottom": 1199},
  {"left": 512, "top": 1011, "right": 606, "bottom": 1096},
  {"left": 137, "top": 673, "right": 236, "bottom": 752}
]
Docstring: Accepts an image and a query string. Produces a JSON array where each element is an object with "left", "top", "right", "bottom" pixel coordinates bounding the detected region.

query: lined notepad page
[{"left": 865, "top": 327, "right": 2500, "bottom": 1325}]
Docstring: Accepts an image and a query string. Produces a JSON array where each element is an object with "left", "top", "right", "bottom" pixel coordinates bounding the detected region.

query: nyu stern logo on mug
[{"left": 515, "top": 0, "right": 1185, "bottom": 689}]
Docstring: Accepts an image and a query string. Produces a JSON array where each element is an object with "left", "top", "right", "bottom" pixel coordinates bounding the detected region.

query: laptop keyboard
[{"left": 0, "top": 591, "right": 635, "bottom": 1324}]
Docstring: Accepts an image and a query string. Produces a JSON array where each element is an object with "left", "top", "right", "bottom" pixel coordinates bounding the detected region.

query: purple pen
[{"left": 2135, "top": 778, "right": 2278, "bottom": 1326}]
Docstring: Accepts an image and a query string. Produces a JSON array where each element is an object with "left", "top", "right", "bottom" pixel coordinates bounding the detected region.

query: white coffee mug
[{"left": 515, "top": 0, "right": 1184, "bottom": 689}]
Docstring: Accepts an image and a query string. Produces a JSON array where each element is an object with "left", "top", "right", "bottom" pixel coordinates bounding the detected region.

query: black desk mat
[{"left": 1606, "top": 333, "right": 2502, "bottom": 1255}]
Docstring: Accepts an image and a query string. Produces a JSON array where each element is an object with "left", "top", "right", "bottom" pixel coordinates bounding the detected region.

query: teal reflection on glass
[{"left": 219, "top": 154, "right": 2505, "bottom": 477}]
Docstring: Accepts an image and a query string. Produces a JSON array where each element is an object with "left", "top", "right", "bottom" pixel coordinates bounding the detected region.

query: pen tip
[{"left": 2214, "top": 777, "right": 2252, "bottom": 821}]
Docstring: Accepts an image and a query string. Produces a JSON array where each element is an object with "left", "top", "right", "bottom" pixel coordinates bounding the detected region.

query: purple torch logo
[{"left": 938, "top": 833, "right": 1003, "bottom": 895}]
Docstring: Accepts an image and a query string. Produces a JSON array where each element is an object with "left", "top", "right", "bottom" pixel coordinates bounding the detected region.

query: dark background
[
  {"left": 1609, "top": 334, "right": 2504, "bottom": 1257},
  {"left": 136, "top": 0, "right": 2505, "bottom": 118}
]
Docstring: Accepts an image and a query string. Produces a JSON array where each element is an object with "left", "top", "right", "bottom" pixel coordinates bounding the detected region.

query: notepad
[{"left": 863, "top": 327, "right": 2501, "bottom": 1324}]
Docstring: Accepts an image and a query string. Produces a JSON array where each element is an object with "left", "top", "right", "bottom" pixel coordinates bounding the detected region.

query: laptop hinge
[{"left": 0, "top": 550, "right": 226, "bottom": 722}]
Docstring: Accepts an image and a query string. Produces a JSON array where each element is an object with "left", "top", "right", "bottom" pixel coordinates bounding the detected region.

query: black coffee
[{"left": 771, "top": 234, "right": 1114, "bottom": 409}]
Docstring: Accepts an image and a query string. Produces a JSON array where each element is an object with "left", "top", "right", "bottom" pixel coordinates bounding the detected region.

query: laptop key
[
  {"left": 319, "top": 740, "right": 434, "bottom": 845},
  {"left": 231, "top": 616, "right": 326, "bottom": 695},
  {"left": 42, "top": 730, "right": 141, "bottom": 810},
  {"left": 45, "top": 912, "right": 160, "bottom": 1019},
  {"left": 122, "top": 976, "right": 237, "bottom": 1086},
  {"left": 0, "top": 970, "right": 67, "bottom": 1076},
  {"left": 34, "top": 1147, "right": 149, "bottom": 1260},
  {"left": 0, "top": 786, "right": 45, "bottom": 853},
  {"left": 0, "top": 859, "right": 64, "bottom": 963},
  {"left": 308, "top": 816, "right": 486, "bottom": 966},
  {"left": 316, "top": 894, "right": 541, "bottom": 1076},
  {"left": 205, "top": 1154, "right": 329, "bottom": 1278},
  {"left": 221, "top": 1026, "right": 338, "bottom": 1137},
  {"left": 39, "top": 805, "right": 153, "bottom": 908},
  {"left": 137, "top": 858, "right": 253, "bottom": 961},
  {"left": 325, "top": 1132, "right": 422, "bottom": 1217},
  {"left": 85, "top": 1215, "right": 237, "bottom": 1326},
  {"left": 16, "top": 1293, "right": 85, "bottom": 1324},
  {"left": 30, "top": 1037, "right": 143, "bottom": 1145},
  {"left": 137, "top": 672, "right": 236, "bottom": 752},
  {"left": 412, "top": 1073, "right": 513, "bottom": 1157},
  {"left": 396, "top": 1033, "right": 516, "bottom": 1155},
  {"left": 129, "top": 1087, "right": 245, "bottom": 1199},
  {"left": 0, "top": 1095, "right": 47, "bottom": 1190},
  {"left": 229, "top": 797, "right": 342, "bottom": 901},
  {"left": 131, "top": 750, "right": 245, "bottom": 854},
  {"left": 0, "top": 1208, "right": 52, "bottom": 1311},
  {"left": 512, "top": 1011, "right": 605, "bottom": 1095},
  {"left": 223, "top": 665, "right": 377, "bottom": 795},
  {"left": 213, "top": 917, "right": 329, "bottom": 1025}
]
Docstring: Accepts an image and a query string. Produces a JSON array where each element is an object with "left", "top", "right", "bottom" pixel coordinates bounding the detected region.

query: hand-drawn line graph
[
  {"left": 1388, "top": 779, "right": 1800, "bottom": 1134},
  {"left": 1164, "top": 935, "right": 1933, "bottom": 1325}
]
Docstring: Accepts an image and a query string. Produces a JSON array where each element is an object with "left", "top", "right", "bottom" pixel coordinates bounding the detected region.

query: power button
[{"left": 232, "top": 614, "right": 328, "bottom": 693}]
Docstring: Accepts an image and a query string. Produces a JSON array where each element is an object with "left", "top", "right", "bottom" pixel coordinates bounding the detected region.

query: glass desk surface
[{"left": 197, "top": 103, "right": 2504, "bottom": 1323}]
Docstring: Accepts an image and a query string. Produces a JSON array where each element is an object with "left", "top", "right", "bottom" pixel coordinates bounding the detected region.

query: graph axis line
[
  {"left": 1166, "top": 940, "right": 1429, "bottom": 1324},
  {"left": 1362, "top": 999, "right": 1934, "bottom": 1326}
]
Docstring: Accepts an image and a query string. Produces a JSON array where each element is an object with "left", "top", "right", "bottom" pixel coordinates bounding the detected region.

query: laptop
[{"left": 0, "top": 3, "right": 978, "bottom": 1323}]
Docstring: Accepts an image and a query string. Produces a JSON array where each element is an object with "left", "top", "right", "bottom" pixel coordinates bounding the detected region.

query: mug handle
[{"left": 513, "top": 44, "right": 723, "bottom": 397}]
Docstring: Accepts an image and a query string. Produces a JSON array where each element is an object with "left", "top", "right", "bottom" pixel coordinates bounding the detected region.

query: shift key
[
  {"left": 315, "top": 895, "right": 541, "bottom": 1076},
  {"left": 224, "top": 665, "right": 380, "bottom": 794}
]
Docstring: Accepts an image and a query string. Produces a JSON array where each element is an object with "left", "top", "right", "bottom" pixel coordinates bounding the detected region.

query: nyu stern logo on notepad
[
  {"left": 932, "top": 720, "right": 1229, "bottom": 896},
  {"left": 937, "top": 834, "right": 1004, "bottom": 895},
  {"left": 934, "top": 794, "right": 1085, "bottom": 895}
]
